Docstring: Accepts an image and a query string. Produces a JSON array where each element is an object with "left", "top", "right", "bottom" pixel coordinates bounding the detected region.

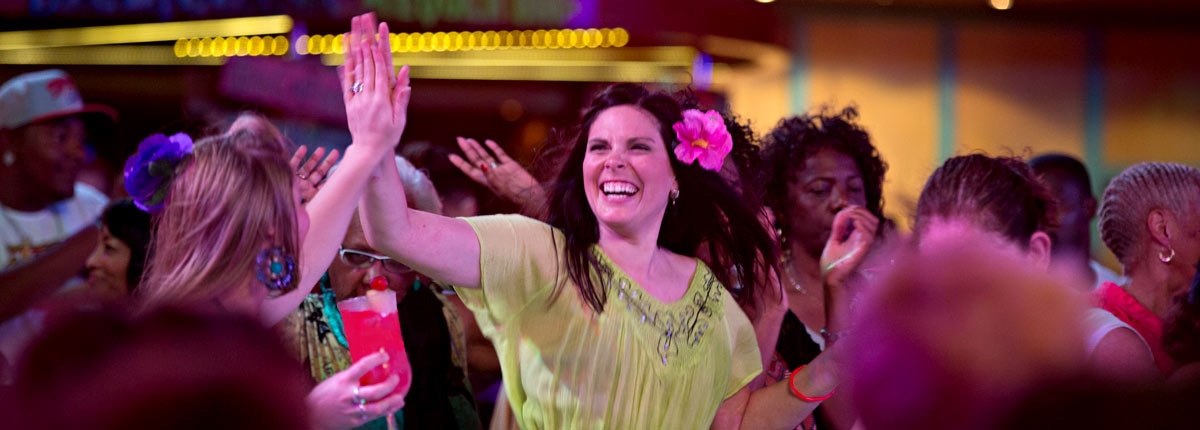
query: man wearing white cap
[{"left": 0, "top": 69, "right": 116, "bottom": 380}]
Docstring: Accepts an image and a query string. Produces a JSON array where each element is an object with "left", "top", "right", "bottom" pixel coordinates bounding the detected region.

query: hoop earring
[
  {"left": 1159, "top": 247, "right": 1176, "bottom": 263},
  {"left": 255, "top": 246, "right": 297, "bottom": 291},
  {"left": 669, "top": 188, "right": 680, "bottom": 206}
]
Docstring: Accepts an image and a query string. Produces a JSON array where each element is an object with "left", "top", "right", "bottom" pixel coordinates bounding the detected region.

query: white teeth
[{"left": 601, "top": 181, "right": 638, "bottom": 195}]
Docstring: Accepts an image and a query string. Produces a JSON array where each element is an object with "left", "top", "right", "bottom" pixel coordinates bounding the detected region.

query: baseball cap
[{"left": 0, "top": 69, "right": 117, "bottom": 130}]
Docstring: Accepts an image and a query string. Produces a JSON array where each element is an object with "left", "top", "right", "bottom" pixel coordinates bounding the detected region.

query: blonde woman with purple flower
[
  {"left": 343, "top": 14, "right": 845, "bottom": 428},
  {"left": 126, "top": 13, "right": 416, "bottom": 426}
]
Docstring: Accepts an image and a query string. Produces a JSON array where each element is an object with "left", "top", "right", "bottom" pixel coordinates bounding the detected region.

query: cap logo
[{"left": 46, "top": 77, "right": 80, "bottom": 103}]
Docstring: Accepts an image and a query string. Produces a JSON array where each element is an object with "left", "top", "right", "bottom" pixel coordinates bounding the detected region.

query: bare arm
[
  {"left": 261, "top": 14, "right": 412, "bottom": 325},
  {"left": 0, "top": 224, "right": 97, "bottom": 321},
  {"left": 1091, "top": 327, "right": 1159, "bottom": 382},
  {"left": 360, "top": 155, "right": 482, "bottom": 288},
  {"left": 712, "top": 348, "right": 842, "bottom": 429}
]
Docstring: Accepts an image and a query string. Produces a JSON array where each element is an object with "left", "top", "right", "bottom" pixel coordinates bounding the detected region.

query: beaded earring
[{"left": 255, "top": 246, "right": 297, "bottom": 292}]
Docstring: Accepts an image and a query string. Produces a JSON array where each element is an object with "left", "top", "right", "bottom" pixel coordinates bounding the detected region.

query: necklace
[
  {"left": 780, "top": 249, "right": 808, "bottom": 294},
  {"left": 0, "top": 204, "right": 64, "bottom": 263}
]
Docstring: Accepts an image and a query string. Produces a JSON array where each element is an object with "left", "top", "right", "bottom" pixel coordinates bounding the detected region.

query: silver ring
[
  {"left": 351, "top": 386, "right": 365, "bottom": 406},
  {"left": 297, "top": 173, "right": 308, "bottom": 180},
  {"left": 488, "top": 161, "right": 498, "bottom": 169},
  {"left": 357, "top": 402, "right": 369, "bottom": 421},
  {"left": 351, "top": 81, "right": 364, "bottom": 94}
]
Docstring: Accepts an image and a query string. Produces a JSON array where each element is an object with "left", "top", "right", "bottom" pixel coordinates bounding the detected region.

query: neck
[
  {"left": 0, "top": 172, "right": 54, "bottom": 211},
  {"left": 1053, "top": 247, "right": 1096, "bottom": 288},
  {"left": 598, "top": 228, "right": 663, "bottom": 280},
  {"left": 1125, "top": 261, "right": 1178, "bottom": 319},
  {"left": 785, "top": 238, "right": 823, "bottom": 292}
]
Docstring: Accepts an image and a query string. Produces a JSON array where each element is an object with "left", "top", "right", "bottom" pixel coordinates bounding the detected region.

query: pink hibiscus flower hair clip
[{"left": 672, "top": 109, "right": 733, "bottom": 172}]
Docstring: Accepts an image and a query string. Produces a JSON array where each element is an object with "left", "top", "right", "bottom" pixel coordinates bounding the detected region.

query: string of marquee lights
[{"left": 174, "top": 28, "right": 629, "bottom": 58}]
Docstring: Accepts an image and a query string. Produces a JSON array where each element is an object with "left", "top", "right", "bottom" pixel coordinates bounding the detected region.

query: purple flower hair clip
[
  {"left": 672, "top": 109, "right": 733, "bottom": 172},
  {"left": 123, "top": 132, "right": 193, "bottom": 214}
]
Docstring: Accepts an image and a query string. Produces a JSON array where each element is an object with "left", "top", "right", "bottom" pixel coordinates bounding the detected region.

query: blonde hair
[
  {"left": 1099, "top": 162, "right": 1200, "bottom": 269},
  {"left": 139, "top": 114, "right": 299, "bottom": 311}
]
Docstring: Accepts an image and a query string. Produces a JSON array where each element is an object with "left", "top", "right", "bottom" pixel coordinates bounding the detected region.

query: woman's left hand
[
  {"left": 340, "top": 12, "right": 412, "bottom": 153},
  {"left": 290, "top": 145, "right": 341, "bottom": 204}
]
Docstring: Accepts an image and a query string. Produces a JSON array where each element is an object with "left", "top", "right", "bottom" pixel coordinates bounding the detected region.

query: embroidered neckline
[{"left": 596, "top": 250, "right": 723, "bottom": 365}]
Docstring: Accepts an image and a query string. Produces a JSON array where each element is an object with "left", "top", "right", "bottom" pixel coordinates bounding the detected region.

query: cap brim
[{"left": 20, "top": 103, "right": 118, "bottom": 128}]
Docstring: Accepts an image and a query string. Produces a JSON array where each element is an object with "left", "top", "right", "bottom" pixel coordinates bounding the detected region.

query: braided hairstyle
[
  {"left": 914, "top": 154, "right": 1059, "bottom": 248},
  {"left": 1098, "top": 162, "right": 1200, "bottom": 269}
]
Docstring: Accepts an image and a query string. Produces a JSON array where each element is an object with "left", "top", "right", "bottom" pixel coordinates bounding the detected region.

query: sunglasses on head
[{"left": 337, "top": 247, "right": 413, "bottom": 275}]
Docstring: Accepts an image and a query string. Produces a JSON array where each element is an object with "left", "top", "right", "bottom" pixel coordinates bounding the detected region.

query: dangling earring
[
  {"left": 1159, "top": 247, "right": 1176, "bottom": 263},
  {"left": 255, "top": 246, "right": 297, "bottom": 292},
  {"left": 2, "top": 151, "right": 13, "bottom": 167},
  {"left": 669, "top": 188, "right": 680, "bottom": 206}
]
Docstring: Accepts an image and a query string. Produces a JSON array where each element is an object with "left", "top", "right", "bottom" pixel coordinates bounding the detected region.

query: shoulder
[
  {"left": 466, "top": 214, "right": 564, "bottom": 257},
  {"left": 72, "top": 183, "right": 109, "bottom": 208},
  {"left": 465, "top": 214, "right": 557, "bottom": 237}
]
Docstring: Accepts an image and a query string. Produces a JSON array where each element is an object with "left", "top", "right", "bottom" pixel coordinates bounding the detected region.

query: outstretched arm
[
  {"left": 347, "top": 16, "right": 482, "bottom": 289},
  {"left": 261, "top": 13, "right": 411, "bottom": 325}
]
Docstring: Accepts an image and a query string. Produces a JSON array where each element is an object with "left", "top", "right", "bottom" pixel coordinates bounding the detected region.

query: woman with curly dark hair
[{"left": 758, "top": 107, "right": 887, "bottom": 430}]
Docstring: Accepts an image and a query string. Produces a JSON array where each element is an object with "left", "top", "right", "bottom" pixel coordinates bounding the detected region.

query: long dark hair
[{"left": 544, "top": 83, "right": 777, "bottom": 313}]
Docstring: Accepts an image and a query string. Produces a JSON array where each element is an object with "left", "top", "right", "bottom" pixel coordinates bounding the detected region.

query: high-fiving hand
[{"left": 340, "top": 13, "right": 411, "bottom": 152}]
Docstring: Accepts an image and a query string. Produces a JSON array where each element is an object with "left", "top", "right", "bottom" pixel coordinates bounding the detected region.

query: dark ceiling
[{"left": 773, "top": 0, "right": 1200, "bottom": 29}]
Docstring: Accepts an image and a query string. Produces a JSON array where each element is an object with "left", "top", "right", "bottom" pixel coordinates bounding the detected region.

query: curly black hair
[{"left": 761, "top": 106, "right": 887, "bottom": 237}]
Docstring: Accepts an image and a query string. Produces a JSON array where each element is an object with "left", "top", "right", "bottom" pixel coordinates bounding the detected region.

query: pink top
[{"left": 1093, "top": 282, "right": 1175, "bottom": 375}]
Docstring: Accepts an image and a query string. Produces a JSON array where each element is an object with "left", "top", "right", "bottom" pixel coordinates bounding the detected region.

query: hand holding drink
[{"left": 338, "top": 276, "right": 412, "bottom": 400}]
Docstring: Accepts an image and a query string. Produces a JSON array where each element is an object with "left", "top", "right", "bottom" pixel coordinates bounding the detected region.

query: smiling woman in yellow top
[{"left": 346, "top": 13, "right": 845, "bottom": 428}]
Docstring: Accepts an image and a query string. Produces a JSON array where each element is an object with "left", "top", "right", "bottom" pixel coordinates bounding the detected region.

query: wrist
[{"left": 787, "top": 364, "right": 836, "bottom": 402}]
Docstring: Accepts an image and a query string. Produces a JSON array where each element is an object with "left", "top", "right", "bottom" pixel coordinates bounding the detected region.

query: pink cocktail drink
[{"left": 338, "top": 289, "right": 412, "bottom": 397}]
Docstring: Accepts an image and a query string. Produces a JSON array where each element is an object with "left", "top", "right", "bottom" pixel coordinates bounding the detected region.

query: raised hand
[
  {"left": 340, "top": 12, "right": 411, "bottom": 153},
  {"left": 290, "top": 145, "right": 341, "bottom": 204},
  {"left": 307, "top": 351, "right": 407, "bottom": 430},
  {"left": 448, "top": 137, "right": 546, "bottom": 214},
  {"left": 820, "top": 205, "right": 879, "bottom": 290}
]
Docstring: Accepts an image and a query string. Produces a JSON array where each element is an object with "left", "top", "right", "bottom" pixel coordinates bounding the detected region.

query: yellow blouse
[{"left": 456, "top": 215, "right": 761, "bottom": 429}]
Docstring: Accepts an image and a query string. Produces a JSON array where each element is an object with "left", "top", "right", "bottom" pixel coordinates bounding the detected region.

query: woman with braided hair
[{"left": 1096, "top": 162, "right": 1200, "bottom": 377}]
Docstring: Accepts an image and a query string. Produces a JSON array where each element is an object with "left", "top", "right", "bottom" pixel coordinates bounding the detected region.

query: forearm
[
  {"left": 753, "top": 305, "right": 786, "bottom": 375},
  {"left": 260, "top": 143, "right": 391, "bottom": 326},
  {"left": 0, "top": 224, "right": 97, "bottom": 321},
  {"left": 360, "top": 156, "right": 482, "bottom": 288},
  {"left": 740, "top": 351, "right": 841, "bottom": 429},
  {"left": 514, "top": 184, "right": 548, "bottom": 220},
  {"left": 360, "top": 154, "right": 413, "bottom": 259}
]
